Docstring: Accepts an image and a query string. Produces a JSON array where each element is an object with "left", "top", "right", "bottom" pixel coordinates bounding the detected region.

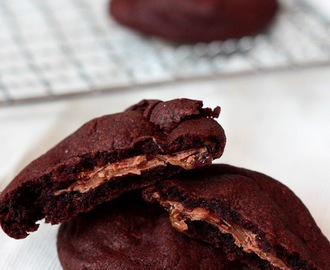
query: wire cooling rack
[{"left": 0, "top": 0, "right": 330, "bottom": 106}]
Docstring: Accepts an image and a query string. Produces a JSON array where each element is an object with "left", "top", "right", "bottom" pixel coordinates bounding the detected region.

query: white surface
[
  {"left": 1, "top": 1, "right": 330, "bottom": 269},
  {"left": 310, "top": 0, "right": 330, "bottom": 17}
]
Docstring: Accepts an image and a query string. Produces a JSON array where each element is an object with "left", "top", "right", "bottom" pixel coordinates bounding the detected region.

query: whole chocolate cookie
[
  {"left": 109, "top": 0, "right": 279, "bottom": 43},
  {"left": 57, "top": 192, "right": 245, "bottom": 270},
  {"left": 0, "top": 98, "right": 226, "bottom": 239},
  {"left": 143, "top": 164, "right": 330, "bottom": 270}
]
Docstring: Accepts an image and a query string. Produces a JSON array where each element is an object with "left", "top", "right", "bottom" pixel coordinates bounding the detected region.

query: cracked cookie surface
[
  {"left": 143, "top": 164, "right": 330, "bottom": 270},
  {"left": 0, "top": 98, "right": 226, "bottom": 239}
]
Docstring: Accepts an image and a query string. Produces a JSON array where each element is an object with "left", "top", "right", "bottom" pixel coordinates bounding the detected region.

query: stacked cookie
[{"left": 0, "top": 99, "right": 329, "bottom": 269}]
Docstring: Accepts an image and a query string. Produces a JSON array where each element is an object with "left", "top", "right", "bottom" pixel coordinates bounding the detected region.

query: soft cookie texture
[
  {"left": 109, "top": 0, "right": 279, "bottom": 43},
  {"left": 0, "top": 98, "right": 226, "bottom": 239},
  {"left": 143, "top": 164, "right": 330, "bottom": 270},
  {"left": 57, "top": 192, "right": 245, "bottom": 270}
]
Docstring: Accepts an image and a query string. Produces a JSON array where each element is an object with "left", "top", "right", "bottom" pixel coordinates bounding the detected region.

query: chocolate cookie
[
  {"left": 143, "top": 164, "right": 330, "bottom": 270},
  {"left": 0, "top": 98, "right": 226, "bottom": 239},
  {"left": 109, "top": 0, "right": 279, "bottom": 43},
  {"left": 57, "top": 192, "right": 244, "bottom": 270}
]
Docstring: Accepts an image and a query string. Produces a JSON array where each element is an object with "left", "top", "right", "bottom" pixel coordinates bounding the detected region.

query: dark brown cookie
[
  {"left": 0, "top": 98, "right": 226, "bottom": 239},
  {"left": 57, "top": 192, "right": 245, "bottom": 270},
  {"left": 109, "top": 0, "right": 279, "bottom": 43},
  {"left": 143, "top": 164, "right": 330, "bottom": 270}
]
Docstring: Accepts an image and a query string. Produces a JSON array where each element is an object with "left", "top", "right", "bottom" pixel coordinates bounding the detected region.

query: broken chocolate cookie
[
  {"left": 57, "top": 192, "right": 245, "bottom": 270},
  {"left": 143, "top": 164, "right": 330, "bottom": 270},
  {"left": 0, "top": 98, "right": 226, "bottom": 239}
]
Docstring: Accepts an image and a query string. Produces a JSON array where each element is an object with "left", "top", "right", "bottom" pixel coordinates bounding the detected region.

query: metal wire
[{"left": 0, "top": 0, "right": 330, "bottom": 106}]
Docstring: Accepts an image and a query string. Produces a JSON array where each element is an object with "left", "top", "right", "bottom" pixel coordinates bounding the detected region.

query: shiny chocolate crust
[
  {"left": 143, "top": 164, "right": 330, "bottom": 270},
  {"left": 109, "top": 0, "right": 279, "bottom": 43},
  {"left": 0, "top": 98, "right": 226, "bottom": 239},
  {"left": 57, "top": 192, "right": 244, "bottom": 270}
]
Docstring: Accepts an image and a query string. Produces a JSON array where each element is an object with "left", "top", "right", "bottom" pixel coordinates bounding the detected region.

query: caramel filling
[
  {"left": 160, "top": 200, "right": 290, "bottom": 270},
  {"left": 54, "top": 148, "right": 211, "bottom": 195}
]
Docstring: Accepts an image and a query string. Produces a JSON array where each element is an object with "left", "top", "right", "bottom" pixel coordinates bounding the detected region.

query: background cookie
[
  {"left": 110, "top": 0, "right": 279, "bottom": 43},
  {"left": 57, "top": 192, "right": 245, "bottom": 270},
  {"left": 0, "top": 98, "right": 226, "bottom": 239},
  {"left": 143, "top": 164, "right": 330, "bottom": 270}
]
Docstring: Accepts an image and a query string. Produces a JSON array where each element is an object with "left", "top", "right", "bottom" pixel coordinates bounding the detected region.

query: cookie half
[
  {"left": 0, "top": 98, "right": 226, "bottom": 239},
  {"left": 143, "top": 164, "right": 330, "bottom": 270},
  {"left": 57, "top": 192, "right": 244, "bottom": 270},
  {"left": 110, "top": 0, "right": 279, "bottom": 43}
]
